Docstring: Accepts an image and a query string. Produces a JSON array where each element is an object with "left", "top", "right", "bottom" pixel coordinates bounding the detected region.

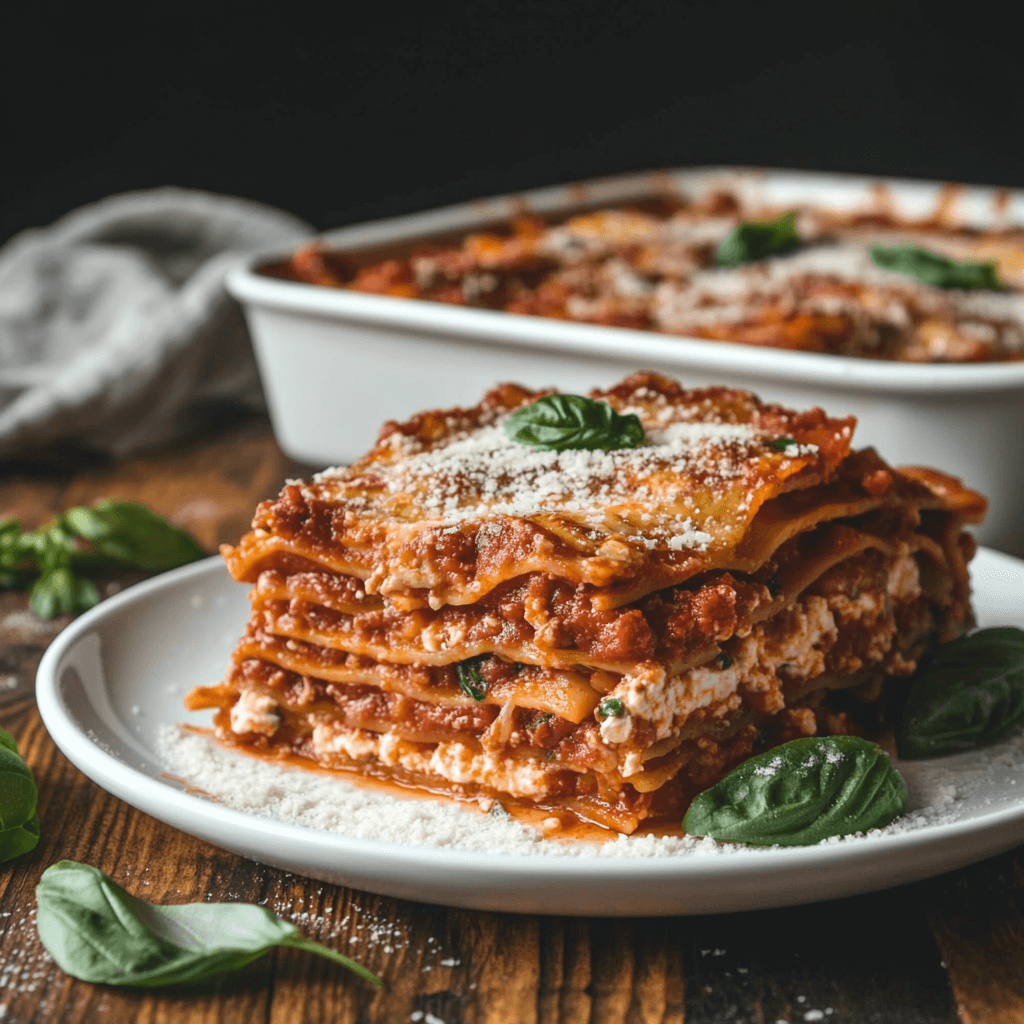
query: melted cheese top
[
  {"left": 224, "top": 374, "right": 984, "bottom": 610},
  {"left": 226, "top": 374, "right": 860, "bottom": 602}
]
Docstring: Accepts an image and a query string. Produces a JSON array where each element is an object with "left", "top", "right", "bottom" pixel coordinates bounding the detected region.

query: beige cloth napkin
[{"left": 0, "top": 188, "right": 312, "bottom": 460}]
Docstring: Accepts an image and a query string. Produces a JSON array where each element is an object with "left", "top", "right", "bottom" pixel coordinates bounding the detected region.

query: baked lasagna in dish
[
  {"left": 187, "top": 373, "right": 985, "bottom": 834},
  {"left": 263, "top": 193, "right": 1024, "bottom": 363}
]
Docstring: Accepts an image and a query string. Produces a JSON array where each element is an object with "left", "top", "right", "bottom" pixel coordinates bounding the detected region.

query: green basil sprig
[
  {"left": 0, "top": 520, "right": 25, "bottom": 589},
  {"left": 870, "top": 244, "right": 1004, "bottom": 290},
  {"left": 898, "top": 627, "right": 1024, "bottom": 759},
  {"left": 683, "top": 735, "right": 907, "bottom": 846},
  {"left": 36, "top": 861, "right": 381, "bottom": 989},
  {"left": 716, "top": 211, "right": 800, "bottom": 267},
  {"left": 0, "top": 727, "right": 40, "bottom": 863},
  {"left": 456, "top": 657, "right": 488, "bottom": 701},
  {"left": 61, "top": 502, "right": 205, "bottom": 572},
  {"left": 503, "top": 395, "right": 645, "bottom": 453},
  {"left": 0, "top": 500, "right": 205, "bottom": 619}
]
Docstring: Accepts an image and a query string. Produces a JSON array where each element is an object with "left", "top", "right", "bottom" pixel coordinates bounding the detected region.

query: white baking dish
[{"left": 226, "top": 167, "right": 1024, "bottom": 555}]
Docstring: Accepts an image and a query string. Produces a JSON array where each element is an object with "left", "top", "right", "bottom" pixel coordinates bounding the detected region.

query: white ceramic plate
[{"left": 37, "top": 551, "right": 1024, "bottom": 917}]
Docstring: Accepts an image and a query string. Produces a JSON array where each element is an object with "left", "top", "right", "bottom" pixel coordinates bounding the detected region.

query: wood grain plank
[
  {"left": 265, "top": 888, "right": 406, "bottom": 1024},
  {"left": 538, "top": 919, "right": 592, "bottom": 1024},
  {"left": 927, "top": 850, "right": 1024, "bottom": 1024},
  {"left": 624, "top": 921, "right": 684, "bottom": 1024},
  {"left": 681, "top": 886, "right": 958, "bottom": 1024},
  {"left": 0, "top": 592, "right": 71, "bottom": 709}
]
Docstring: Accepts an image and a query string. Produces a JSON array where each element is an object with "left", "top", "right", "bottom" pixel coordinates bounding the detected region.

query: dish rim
[
  {"left": 226, "top": 164, "right": 1024, "bottom": 396},
  {"left": 35, "top": 552, "right": 1024, "bottom": 880}
]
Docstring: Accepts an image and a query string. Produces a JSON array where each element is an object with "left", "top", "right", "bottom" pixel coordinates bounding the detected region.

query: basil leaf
[
  {"left": 0, "top": 813, "right": 40, "bottom": 862},
  {"left": 0, "top": 505, "right": 201, "bottom": 622},
  {"left": 456, "top": 657, "right": 488, "bottom": 701},
  {"left": 597, "top": 697, "right": 624, "bottom": 719},
  {"left": 30, "top": 524, "right": 76, "bottom": 569},
  {"left": 1, "top": 520, "right": 75, "bottom": 572},
  {"left": 61, "top": 500, "right": 204, "bottom": 572},
  {"left": 870, "top": 245, "right": 1004, "bottom": 290},
  {"left": 1, "top": 502, "right": 203, "bottom": 618},
  {"left": 0, "top": 745, "right": 37, "bottom": 827},
  {"left": 0, "top": 521, "right": 24, "bottom": 574},
  {"left": 503, "top": 395, "right": 646, "bottom": 453},
  {"left": 29, "top": 567, "right": 99, "bottom": 619},
  {"left": 683, "top": 736, "right": 907, "bottom": 846},
  {"left": 716, "top": 211, "right": 800, "bottom": 267},
  {"left": 36, "top": 862, "right": 381, "bottom": 989},
  {"left": 898, "top": 627, "right": 1024, "bottom": 759},
  {"left": 0, "top": 727, "right": 40, "bottom": 863},
  {"left": 6, "top": 523, "right": 80, "bottom": 603}
]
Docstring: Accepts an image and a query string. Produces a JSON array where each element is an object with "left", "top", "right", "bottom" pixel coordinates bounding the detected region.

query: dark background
[{"left": 3, "top": 1, "right": 1022, "bottom": 245}]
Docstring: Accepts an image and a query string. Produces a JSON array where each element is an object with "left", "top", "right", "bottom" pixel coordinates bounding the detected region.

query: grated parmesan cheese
[{"left": 157, "top": 724, "right": 1024, "bottom": 856}]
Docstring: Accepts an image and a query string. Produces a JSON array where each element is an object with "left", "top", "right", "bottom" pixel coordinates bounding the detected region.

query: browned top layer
[
  {"left": 223, "top": 373, "right": 984, "bottom": 609},
  {"left": 225, "top": 373, "right": 862, "bottom": 604}
]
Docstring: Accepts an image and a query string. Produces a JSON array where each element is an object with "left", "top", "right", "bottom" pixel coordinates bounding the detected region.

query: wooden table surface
[{"left": 0, "top": 414, "right": 1022, "bottom": 1024}]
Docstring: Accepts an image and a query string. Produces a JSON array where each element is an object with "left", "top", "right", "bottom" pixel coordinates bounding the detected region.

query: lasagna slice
[{"left": 187, "top": 373, "right": 985, "bottom": 834}]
